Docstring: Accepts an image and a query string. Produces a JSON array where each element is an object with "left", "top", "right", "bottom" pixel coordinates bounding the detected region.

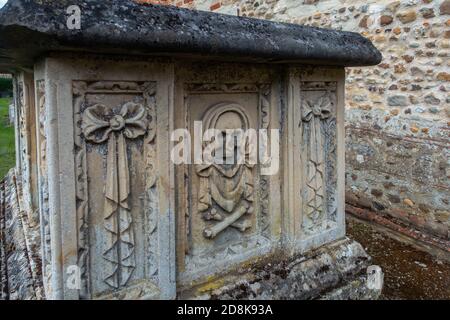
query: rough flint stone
[{"left": 0, "top": 0, "right": 382, "bottom": 72}]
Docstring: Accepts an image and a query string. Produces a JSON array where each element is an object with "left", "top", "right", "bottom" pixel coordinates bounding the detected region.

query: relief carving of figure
[
  {"left": 196, "top": 103, "right": 255, "bottom": 239},
  {"left": 82, "top": 101, "right": 148, "bottom": 288}
]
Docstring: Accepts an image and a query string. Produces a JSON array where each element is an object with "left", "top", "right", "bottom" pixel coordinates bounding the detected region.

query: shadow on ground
[{"left": 347, "top": 216, "right": 450, "bottom": 300}]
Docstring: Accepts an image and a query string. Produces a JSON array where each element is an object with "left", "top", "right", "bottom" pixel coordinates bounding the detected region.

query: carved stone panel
[
  {"left": 299, "top": 82, "right": 338, "bottom": 236},
  {"left": 73, "top": 81, "right": 159, "bottom": 298},
  {"left": 284, "top": 69, "right": 345, "bottom": 254},
  {"left": 294, "top": 81, "right": 342, "bottom": 248},
  {"left": 179, "top": 84, "right": 273, "bottom": 283}
]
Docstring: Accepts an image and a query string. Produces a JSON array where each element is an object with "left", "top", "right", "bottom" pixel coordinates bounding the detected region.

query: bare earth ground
[{"left": 347, "top": 216, "right": 450, "bottom": 300}]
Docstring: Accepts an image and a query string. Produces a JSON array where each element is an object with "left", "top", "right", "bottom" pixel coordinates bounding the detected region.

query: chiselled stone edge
[
  {"left": 319, "top": 274, "right": 382, "bottom": 300},
  {"left": 0, "top": 169, "right": 44, "bottom": 300},
  {"left": 180, "top": 237, "right": 380, "bottom": 300},
  {"left": 0, "top": 0, "right": 382, "bottom": 72}
]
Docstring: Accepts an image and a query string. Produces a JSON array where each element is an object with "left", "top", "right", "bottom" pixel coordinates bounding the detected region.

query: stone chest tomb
[{"left": 0, "top": 0, "right": 382, "bottom": 299}]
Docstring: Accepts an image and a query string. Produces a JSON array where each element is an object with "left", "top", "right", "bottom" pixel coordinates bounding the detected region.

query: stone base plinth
[{"left": 180, "top": 238, "right": 382, "bottom": 300}]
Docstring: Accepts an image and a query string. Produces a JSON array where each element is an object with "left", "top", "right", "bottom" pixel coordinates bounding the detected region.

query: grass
[{"left": 0, "top": 97, "right": 15, "bottom": 179}]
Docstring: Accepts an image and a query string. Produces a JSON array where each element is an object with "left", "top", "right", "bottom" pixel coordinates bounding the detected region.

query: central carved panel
[
  {"left": 196, "top": 103, "right": 255, "bottom": 239},
  {"left": 179, "top": 83, "right": 273, "bottom": 282}
]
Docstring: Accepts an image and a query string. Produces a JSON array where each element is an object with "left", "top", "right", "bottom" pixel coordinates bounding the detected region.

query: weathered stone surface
[
  {"left": 424, "top": 94, "right": 441, "bottom": 105},
  {"left": 440, "top": 0, "right": 450, "bottom": 15},
  {"left": 184, "top": 0, "right": 450, "bottom": 257},
  {"left": 1, "top": 0, "right": 417, "bottom": 301},
  {"left": 396, "top": 10, "right": 417, "bottom": 24},
  {"left": 1, "top": 30, "right": 373, "bottom": 301},
  {"left": 386, "top": 1, "right": 401, "bottom": 12},
  {"left": 180, "top": 238, "right": 381, "bottom": 300},
  {"left": 0, "top": 170, "right": 43, "bottom": 300},
  {"left": 420, "top": 8, "right": 435, "bottom": 19},
  {"left": 404, "top": 198, "right": 414, "bottom": 207},
  {"left": 387, "top": 95, "right": 408, "bottom": 106},
  {"left": 437, "top": 72, "right": 450, "bottom": 81},
  {"left": 346, "top": 108, "right": 450, "bottom": 240},
  {"left": 0, "top": 0, "right": 381, "bottom": 73},
  {"left": 319, "top": 274, "right": 382, "bottom": 300},
  {"left": 359, "top": 15, "right": 370, "bottom": 28},
  {"left": 380, "top": 15, "right": 394, "bottom": 26},
  {"left": 2, "top": 56, "right": 373, "bottom": 299},
  {"left": 175, "top": 64, "right": 280, "bottom": 286}
]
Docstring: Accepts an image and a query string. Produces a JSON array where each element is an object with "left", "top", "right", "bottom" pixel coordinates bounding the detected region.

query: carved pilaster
[{"left": 259, "top": 84, "right": 271, "bottom": 237}]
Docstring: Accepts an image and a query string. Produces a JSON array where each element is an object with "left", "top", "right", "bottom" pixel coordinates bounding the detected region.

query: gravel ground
[{"left": 346, "top": 217, "right": 450, "bottom": 300}]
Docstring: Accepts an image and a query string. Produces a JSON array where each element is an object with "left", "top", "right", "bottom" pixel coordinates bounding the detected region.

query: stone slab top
[{"left": 0, "top": 0, "right": 382, "bottom": 72}]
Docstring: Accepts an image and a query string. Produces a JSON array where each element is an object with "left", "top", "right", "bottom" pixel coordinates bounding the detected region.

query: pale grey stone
[
  {"left": 424, "top": 94, "right": 441, "bottom": 105},
  {"left": 388, "top": 95, "right": 409, "bottom": 106}
]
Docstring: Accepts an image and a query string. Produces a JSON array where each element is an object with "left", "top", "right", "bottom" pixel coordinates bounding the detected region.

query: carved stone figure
[
  {"left": 81, "top": 102, "right": 148, "bottom": 288},
  {"left": 196, "top": 103, "right": 255, "bottom": 239}
]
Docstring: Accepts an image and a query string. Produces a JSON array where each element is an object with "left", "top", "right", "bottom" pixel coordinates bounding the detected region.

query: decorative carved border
[
  {"left": 17, "top": 81, "right": 33, "bottom": 212},
  {"left": 325, "top": 110, "right": 337, "bottom": 223},
  {"left": 17, "top": 82, "right": 25, "bottom": 165},
  {"left": 258, "top": 84, "right": 271, "bottom": 237},
  {"left": 73, "top": 81, "right": 157, "bottom": 298},
  {"left": 185, "top": 83, "right": 260, "bottom": 93}
]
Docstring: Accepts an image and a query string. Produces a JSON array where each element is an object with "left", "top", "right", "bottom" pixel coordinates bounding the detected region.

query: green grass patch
[
  {"left": 0, "top": 97, "right": 15, "bottom": 178},
  {"left": 0, "top": 78, "right": 13, "bottom": 95}
]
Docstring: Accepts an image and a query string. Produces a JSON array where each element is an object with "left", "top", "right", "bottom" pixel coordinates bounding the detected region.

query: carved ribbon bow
[
  {"left": 301, "top": 94, "right": 332, "bottom": 122},
  {"left": 301, "top": 94, "right": 332, "bottom": 166},
  {"left": 82, "top": 102, "right": 148, "bottom": 288}
]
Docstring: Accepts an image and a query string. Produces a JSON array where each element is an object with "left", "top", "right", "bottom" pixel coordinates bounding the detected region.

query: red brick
[
  {"left": 346, "top": 204, "right": 450, "bottom": 253},
  {"left": 135, "top": 0, "right": 173, "bottom": 4},
  {"left": 210, "top": 2, "right": 221, "bottom": 11}
]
